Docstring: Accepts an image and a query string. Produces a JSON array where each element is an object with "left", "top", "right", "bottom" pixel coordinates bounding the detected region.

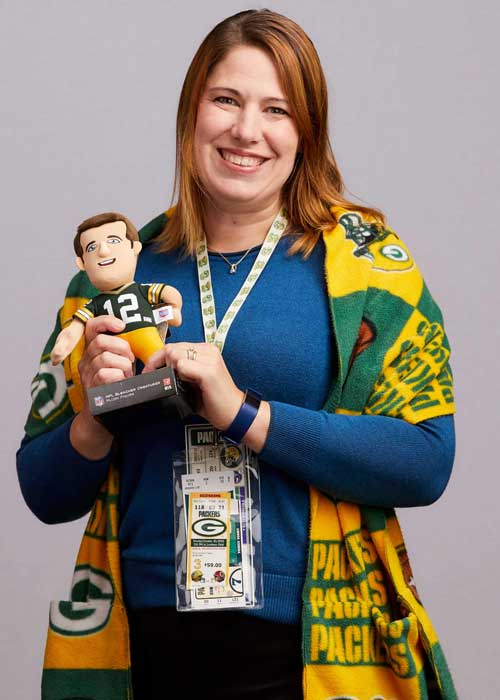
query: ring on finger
[{"left": 186, "top": 347, "right": 197, "bottom": 361}]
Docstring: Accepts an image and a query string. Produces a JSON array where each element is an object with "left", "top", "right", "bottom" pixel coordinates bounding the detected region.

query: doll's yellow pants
[{"left": 119, "top": 327, "right": 165, "bottom": 365}]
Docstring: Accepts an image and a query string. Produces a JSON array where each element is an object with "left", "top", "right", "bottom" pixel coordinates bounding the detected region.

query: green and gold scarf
[{"left": 26, "top": 207, "right": 456, "bottom": 700}]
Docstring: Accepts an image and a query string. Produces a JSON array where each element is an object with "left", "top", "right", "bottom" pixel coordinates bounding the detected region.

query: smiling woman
[
  {"left": 158, "top": 9, "right": 386, "bottom": 258},
  {"left": 193, "top": 45, "right": 300, "bottom": 225},
  {"left": 18, "top": 8, "right": 457, "bottom": 700}
]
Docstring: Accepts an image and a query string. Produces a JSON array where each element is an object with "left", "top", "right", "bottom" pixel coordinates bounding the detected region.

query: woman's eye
[
  {"left": 108, "top": 237, "right": 122, "bottom": 245},
  {"left": 267, "top": 106, "right": 288, "bottom": 116},
  {"left": 215, "top": 96, "right": 237, "bottom": 106},
  {"left": 86, "top": 243, "right": 97, "bottom": 253}
]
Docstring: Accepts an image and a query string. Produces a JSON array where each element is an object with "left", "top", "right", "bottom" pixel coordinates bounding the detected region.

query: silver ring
[{"left": 186, "top": 347, "right": 197, "bottom": 361}]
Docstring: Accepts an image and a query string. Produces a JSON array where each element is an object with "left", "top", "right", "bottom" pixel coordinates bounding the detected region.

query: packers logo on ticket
[{"left": 186, "top": 492, "right": 231, "bottom": 590}]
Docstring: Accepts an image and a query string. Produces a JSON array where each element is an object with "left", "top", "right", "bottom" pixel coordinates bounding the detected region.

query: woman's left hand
[{"left": 142, "top": 342, "right": 245, "bottom": 431}]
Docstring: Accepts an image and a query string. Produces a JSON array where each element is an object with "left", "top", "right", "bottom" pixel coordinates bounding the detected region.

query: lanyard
[{"left": 195, "top": 209, "right": 288, "bottom": 352}]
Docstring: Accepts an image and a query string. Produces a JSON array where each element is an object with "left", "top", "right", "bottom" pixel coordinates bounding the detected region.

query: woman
[{"left": 17, "top": 9, "right": 456, "bottom": 700}]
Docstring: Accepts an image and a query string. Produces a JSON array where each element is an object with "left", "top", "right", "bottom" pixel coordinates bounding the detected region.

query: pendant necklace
[
  {"left": 215, "top": 247, "right": 253, "bottom": 274},
  {"left": 196, "top": 209, "right": 288, "bottom": 349}
]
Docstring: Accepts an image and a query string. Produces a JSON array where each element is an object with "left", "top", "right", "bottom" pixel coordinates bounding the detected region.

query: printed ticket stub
[
  {"left": 182, "top": 472, "right": 235, "bottom": 496},
  {"left": 189, "top": 502, "right": 245, "bottom": 608},
  {"left": 186, "top": 491, "right": 231, "bottom": 591}
]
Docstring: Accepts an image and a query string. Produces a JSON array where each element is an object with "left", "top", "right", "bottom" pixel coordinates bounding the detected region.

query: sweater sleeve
[
  {"left": 16, "top": 417, "right": 111, "bottom": 524},
  {"left": 259, "top": 403, "right": 454, "bottom": 508}
]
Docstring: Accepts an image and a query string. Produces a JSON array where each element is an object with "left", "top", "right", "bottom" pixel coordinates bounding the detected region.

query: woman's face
[{"left": 194, "top": 45, "right": 300, "bottom": 213}]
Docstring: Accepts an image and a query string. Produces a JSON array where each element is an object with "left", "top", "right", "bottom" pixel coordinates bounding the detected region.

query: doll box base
[
  {"left": 87, "top": 367, "right": 195, "bottom": 434},
  {"left": 88, "top": 366, "right": 181, "bottom": 414}
]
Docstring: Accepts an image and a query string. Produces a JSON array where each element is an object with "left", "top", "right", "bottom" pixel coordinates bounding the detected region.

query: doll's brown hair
[
  {"left": 156, "top": 8, "right": 385, "bottom": 258},
  {"left": 74, "top": 212, "right": 139, "bottom": 257}
]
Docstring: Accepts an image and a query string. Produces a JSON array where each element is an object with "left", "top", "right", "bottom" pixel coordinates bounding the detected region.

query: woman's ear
[
  {"left": 133, "top": 240, "right": 143, "bottom": 256},
  {"left": 75, "top": 257, "right": 85, "bottom": 271}
]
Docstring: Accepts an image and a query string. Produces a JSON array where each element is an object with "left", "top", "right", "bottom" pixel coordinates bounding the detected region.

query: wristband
[{"left": 222, "top": 388, "right": 262, "bottom": 445}]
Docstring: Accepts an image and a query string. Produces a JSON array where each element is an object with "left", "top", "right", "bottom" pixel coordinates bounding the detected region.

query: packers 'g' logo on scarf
[
  {"left": 30, "top": 357, "right": 68, "bottom": 421},
  {"left": 372, "top": 241, "right": 414, "bottom": 273},
  {"left": 48, "top": 565, "right": 114, "bottom": 636},
  {"left": 379, "top": 244, "right": 409, "bottom": 262}
]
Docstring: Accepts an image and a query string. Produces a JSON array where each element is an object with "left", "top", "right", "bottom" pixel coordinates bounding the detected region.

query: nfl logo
[
  {"left": 163, "top": 377, "right": 171, "bottom": 390},
  {"left": 94, "top": 396, "right": 104, "bottom": 407}
]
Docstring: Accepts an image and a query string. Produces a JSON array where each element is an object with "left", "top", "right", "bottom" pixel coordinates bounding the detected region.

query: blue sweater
[{"left": 17, "top": 236, "right": 455, "bottom": 624}]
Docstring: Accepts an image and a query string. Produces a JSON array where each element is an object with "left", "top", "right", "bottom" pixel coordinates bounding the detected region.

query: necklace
[
  {"left": 197, "top": 209, "right": 288, "bottom": 349},
  {"left": 214, "top": 247, "right": 253, "bottom": 274}
]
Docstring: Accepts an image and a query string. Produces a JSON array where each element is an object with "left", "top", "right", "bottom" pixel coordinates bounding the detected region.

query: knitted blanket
[{"left": 26, "top": 207, "right": 457, "bottom": 700}]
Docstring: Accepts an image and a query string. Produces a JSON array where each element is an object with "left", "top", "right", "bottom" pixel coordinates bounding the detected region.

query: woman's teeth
[
  {"left": 98, "top": 258, "right": 115, "bottom": 266},
  {"left": 220, "top": 150, "right": 265, "bottom": 167}
]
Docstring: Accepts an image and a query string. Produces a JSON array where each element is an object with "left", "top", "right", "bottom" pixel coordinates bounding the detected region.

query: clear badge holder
[{"left": 173, "top": 424, "right": 263, "bottom": 612}]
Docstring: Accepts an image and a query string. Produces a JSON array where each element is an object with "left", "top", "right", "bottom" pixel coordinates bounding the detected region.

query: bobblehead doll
[{"left": 51, "top": 212, "right": 182, "bottom": 366}]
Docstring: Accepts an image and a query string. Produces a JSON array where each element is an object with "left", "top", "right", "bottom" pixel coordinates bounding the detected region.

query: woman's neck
[{"left": 203, "top": 200, "right": 281, "bottom": 253}]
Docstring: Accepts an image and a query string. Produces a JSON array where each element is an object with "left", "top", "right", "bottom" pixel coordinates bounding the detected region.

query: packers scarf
[{"left": 25, "top": 206, "right": 457, "bottom": 700}]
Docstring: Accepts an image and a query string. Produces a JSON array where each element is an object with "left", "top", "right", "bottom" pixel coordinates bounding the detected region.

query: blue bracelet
[{"left": 222, "top": 388, "right": 262, "bottom": 445}]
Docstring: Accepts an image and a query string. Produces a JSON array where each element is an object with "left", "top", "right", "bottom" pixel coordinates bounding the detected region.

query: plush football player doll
[{"left": 51, "top": 212, "right": 182, "bottom": 366}]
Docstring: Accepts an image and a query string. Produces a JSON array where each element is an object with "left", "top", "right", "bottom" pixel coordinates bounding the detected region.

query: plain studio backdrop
[{"left": 1, "top": 1, "right": 498, "bottom": 697}]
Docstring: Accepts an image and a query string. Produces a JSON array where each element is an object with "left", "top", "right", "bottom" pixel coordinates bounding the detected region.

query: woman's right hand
[{"left": 70, "top": 315, "right": 135, "bottom": 460}]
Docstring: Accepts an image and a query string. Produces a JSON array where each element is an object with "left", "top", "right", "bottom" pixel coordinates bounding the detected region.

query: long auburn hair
[{"left": 156, "top": 9, "right": 385, "bottom": 258}]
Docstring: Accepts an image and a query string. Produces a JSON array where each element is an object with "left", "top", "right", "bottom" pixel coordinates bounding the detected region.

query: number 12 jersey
[{"left": 73, "top": 282, "right": 167, "bottom": 332}]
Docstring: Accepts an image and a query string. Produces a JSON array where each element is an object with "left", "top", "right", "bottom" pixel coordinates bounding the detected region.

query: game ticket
[{"left": 186, "top": 491, "right": 231, "bottom": 591}]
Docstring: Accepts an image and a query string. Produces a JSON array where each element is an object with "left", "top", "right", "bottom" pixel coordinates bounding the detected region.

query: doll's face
[{"left": 76, "top": 220, "right": 142, "bottom": 292}]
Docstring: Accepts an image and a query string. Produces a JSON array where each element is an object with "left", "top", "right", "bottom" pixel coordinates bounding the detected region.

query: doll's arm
[
  {"left": 51, "top": 319, "right": 85, "bottom": 365},
  {"left": 159, "top": 284, "right": 183, "bottom": 327}
]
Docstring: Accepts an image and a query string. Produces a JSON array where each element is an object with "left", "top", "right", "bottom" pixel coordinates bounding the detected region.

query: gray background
[{"left": 2, "top": 1, "right": 498, "bottom": 697}]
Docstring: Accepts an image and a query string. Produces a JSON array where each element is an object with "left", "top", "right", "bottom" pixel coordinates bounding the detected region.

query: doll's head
[{"left": 74, "top": 212, "right": 142, "bottom": 292}]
